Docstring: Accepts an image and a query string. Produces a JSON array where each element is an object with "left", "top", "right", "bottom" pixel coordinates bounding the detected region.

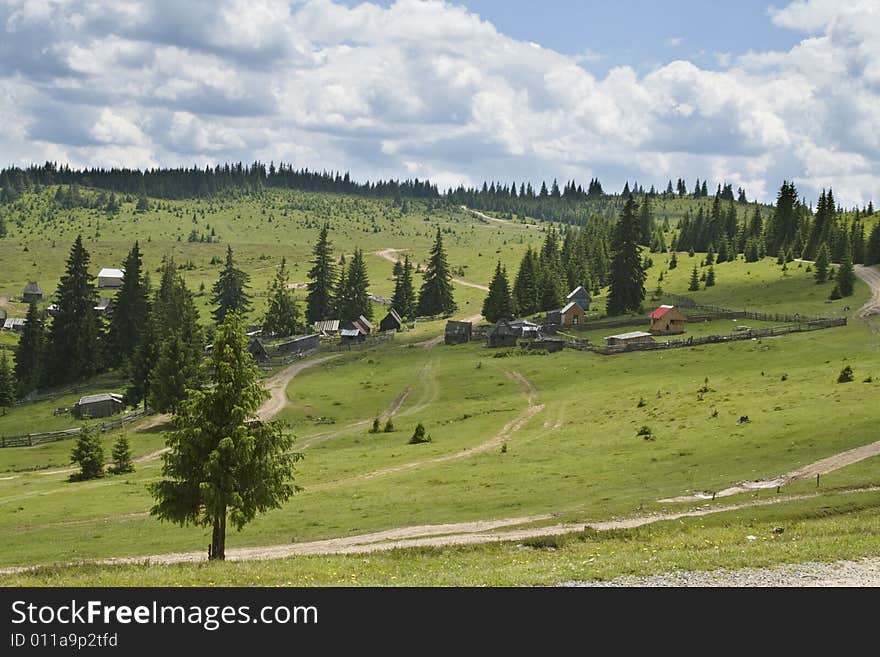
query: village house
[
  {"left": 2, "top": 317, "right": 26, "bottom": 332},
  {"left": 357, "top": 315, "right": 373, "bottom": 334},
  {"left": 247, "top": 337, "right": 270, "bottom": 363},
  {"left": 72, "top": 392, "right": 125, "bottom": 419},
  {"left": 605, "top": 331, "right": 656, "bottom": 348},
  {"left": 379, "top": 308, "right": 403, "bottom": 332},
  {"left": 97, "top": 268, "right": 125, "bottom": 289},
  {"left": 340, "top": 322, "right": 368, "bottom": 344},
  {"left": 276, "top": 333, "right": 320, "bottom": 356},
  {"left": 444, "top": 320, "right": 472, "bottom": 345},
  {"left": 566, "top": 285, "right": 592, "bottom": 312},
  {"left": 649, "top": 305, "right": 687, "bottom": 335},
  {"left": 547, "top": 301, "right": 586, "bottom": 327},
  {"left": 313, "top": 319, "right": 340, "bottom": 336},
  {"left": 21, "top": 281, "right": 43, "bottom": 303},
  {"left": 487, "top": 319, "right": 540, "bottom": 348}
]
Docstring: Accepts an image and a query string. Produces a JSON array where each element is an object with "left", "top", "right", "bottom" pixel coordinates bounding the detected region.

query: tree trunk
[{"left": 209, "top": 506, "right": 227, "bottom": 560}]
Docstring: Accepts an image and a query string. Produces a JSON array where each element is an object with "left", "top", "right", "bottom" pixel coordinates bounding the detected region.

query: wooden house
[
  {"left": 2, "top": 317, "right": 26, "bottom": 332},
  {"left": 649, "top": 305, "right": 687, "bottom": 335},
  {"left": 357, "top": 315, "right": 373, "bottom": 334},
  {"left": 340, "top": 324, "right": 368, "bottom": 344},
  {"left": 379, "top": 309, "right": 403, "bottom": 332},
  {"left": 97, "top": 268, "right": 125, "bottom": 289},
  {"left": 547, "top": 301, "right": 586, "bottom": 327},
  {"left": 605, "top": 331, "right": 656, "bottom": 347},
  {"left": 444, "top": 320, "right": 472, "bottom": 345},
  {"left": 22, "top": 281, "right": 43, "bottom": 303},
  {"left": 487, "top": 321, "right": 519, "bottom": 348},
  {"left": 72, "top": 393, "right": 124, "bottom": 419},
  {"left": 524, "top": 337, "right": 565, "bottom": 353},
  {"left": 247, "top": 338, "right": 270, "bottom": 363},
  {"left": 277, "top": 334, "right": 320, "bottom": 356},
  {"left": 313, "top": 319, "right": 340, "bottom": 336},
  {"left": 566, "top": 285, "right": 592, "bottom": 311}
]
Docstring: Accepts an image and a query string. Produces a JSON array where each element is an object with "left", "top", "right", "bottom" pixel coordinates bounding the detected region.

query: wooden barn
[
  {"left": 313, "top": 319, "right": 340, "bottom": 336},
  {"left": 72, "top": 393, "right": 124, "bottom": 419},
  {"left": 487, "top": 321, "right": 519, "bottom": 348},
  {"left": 380, "top": 308, "right": 403, "bottom": 332},
  {"left": 2, "top": 317, "right": 26, "bottom": 332},
  {"left": 98, "top": 268, "right": 125, "bottom": 289},
  {"left": 524, "top": 337, "right": 565, "bottom": 353},
  {"left": 566, "top": 285, "right": 592, "bottom": 311},
  {"left": 605, "top": 331, "right": 656, "bottom": 347},
  {"left": 649, "top": 305, "right": 687, "bottom": 335},
  {"left": 277, "top": 334, "right": 320, "bottom": 356},
  {"left": 22, "top": 281, "right": 43, "bottom": 303},
  {"left": 547, "top": 301, "right": 586, "bottom": 327},
  {"left": 247, "top": 338, "right": 270, "bottom": 363},
  {"left": 445, "top": 320, "right": 472, "bottom": 345},
  {"left": 357, "top": 315, "right": 373, "bottom": 334}
]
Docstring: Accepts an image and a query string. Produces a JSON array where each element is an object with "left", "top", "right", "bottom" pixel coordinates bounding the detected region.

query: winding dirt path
[
  {"left": 461, "top": 206, "right": 538, "bottom": 230},
  {"left": 854, "top": 265, "right": 880, "bottom": 318},
  {"left": 374, "top": 248, "right": 489, "bottom": 292},
  {"left": 256, "top": 355, "right": 342, "bottom": 422},
  {"left": 659, "top": 439, "right": 880, "bottom": 503}
]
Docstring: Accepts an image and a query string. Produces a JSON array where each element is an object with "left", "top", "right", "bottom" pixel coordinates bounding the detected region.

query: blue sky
[{"left": 0, "top": 0, "right": 877, "bottom": 205}]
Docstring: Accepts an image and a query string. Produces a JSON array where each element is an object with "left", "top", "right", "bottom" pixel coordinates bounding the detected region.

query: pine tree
[
  {"left": 47, "top": 235, "right": 103, "bottom": 384},
  {"left": 482, "top": 262, "right": 515, "bottom": 323},
  {"left": 108, "top": 241, "right": 149, "bottom": 367},
  {"left": 0, "top": 352, "right": 15, "bottom": 412},
  {"left": 669, "top": 252, "right": 678, "bottom": 269},
  {"left": 109, "top": 434, "right": 134, "bottom": 475},
  {"left": 333, "top": 254, "right": 349, "bottom": 320},
  {"left": 417, "top": 227, "right": 457, "bottom": 316},
  {"left": 606, "top": 196, "right": 646, "bottom": 316},
  {"left": 211, "top": 245, "right": 252, "bottom": 324},
  {"left": 340, "top": 248, "right": 372, "bottom": 323},
  {"left": 262, "top": 258, "right": 301, "bottom": 338},
  {"left": 814, "top": 243, "right": 830, "bottom": 283},
  {"left": 14, "top": 300, "right": 45, "bottom": 396},
  {"left": 126, "top": 309, "right": 158, "bottom": 409},
  {"left": 513, "top": 247, "right": 541, "bottom": 316},
  {"left": 837, "top": 247, "right": 855, "bottom": 297},
  {"left": 306, "top": 224, "right": 336, "bottom": 323},
  {"left": 705, "top": 266, "right": 716, "bottom": 287},
  {"left": 150, "top": 312, "right": 301, "bottom": 561},
  {"left": 391, "top": 256, "right": 416, "bottom": 319},
  {"left": 688, "top": 265, "right": 700, "bottom": 291},
  {"left": 867, "top": 222, "right": 880, "bottom": 265},
  {"left": 70, "top": 424, "right": 104, "bottom": 481}
]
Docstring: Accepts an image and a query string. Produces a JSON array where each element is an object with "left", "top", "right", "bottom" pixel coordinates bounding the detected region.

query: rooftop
[
  {"left": 77, "top": 392, "right": 124, "bottom": 405},
  {"left": 607, "top": 331, "right": 654, "bottom": 340},
  {"left": 98, "top": 268, "right": 125, "bottom": 278}
]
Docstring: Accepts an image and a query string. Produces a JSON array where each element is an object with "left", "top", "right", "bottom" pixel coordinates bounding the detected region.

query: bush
[
  {"left": 370, "top": 417, "right": 380, "bottom": 433},
  {"left": 838, "top": 366, "right": 854, "bottom": 383},
  {"left": 383, "top": 418, "right": 394, "bottom": 432},
  {"left": 637, "top": 425, "right": 655, "bottom": 441},
  {"left": 409, "top": 422, "right": 431, "bottom": 444},
  {"left": 637, "top": 396, "right": 646, "bottom": 408}
]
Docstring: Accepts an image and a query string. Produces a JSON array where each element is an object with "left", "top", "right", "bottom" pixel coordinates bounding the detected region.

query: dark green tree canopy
[
  {"left": 606, "top": 197, "right": 646, "bottom": 316},
  {"left": 306, "top": 224, "right": 336, "bottom": 324},
  {"left": 417, "top": 227, "right": 457, "bottom": 317},
  {"left": 211, "top": 245, "right": 252, "bottom": 324},
  {"left": 482, "top": 261, "right": 515, "bottom": 323},
  {"left": 262, "top": 258, "right": 302, "bottom": 338}
]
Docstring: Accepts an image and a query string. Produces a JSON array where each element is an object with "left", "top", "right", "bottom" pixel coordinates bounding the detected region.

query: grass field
[{"left": 0, "top": 188, "right": 877, "bottom": 585}]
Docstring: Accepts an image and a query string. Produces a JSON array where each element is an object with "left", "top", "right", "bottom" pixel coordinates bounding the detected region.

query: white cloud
[{"left": 0, "top": 0, "right": 878, "bottom": 205}]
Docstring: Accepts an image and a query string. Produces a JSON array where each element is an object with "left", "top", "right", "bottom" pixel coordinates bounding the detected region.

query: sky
[{"left": 0, "top": 0, "right": 878, "bottom": 205}]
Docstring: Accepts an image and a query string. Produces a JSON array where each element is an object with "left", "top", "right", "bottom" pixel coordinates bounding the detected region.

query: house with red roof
[{"left": 649, "top": 305, "right": 687, "bottom": 335}]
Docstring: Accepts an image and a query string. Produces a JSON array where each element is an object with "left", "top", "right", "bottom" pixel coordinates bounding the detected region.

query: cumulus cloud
[{"left": 0, "top": 0, "right": 877, "bottom": 205}]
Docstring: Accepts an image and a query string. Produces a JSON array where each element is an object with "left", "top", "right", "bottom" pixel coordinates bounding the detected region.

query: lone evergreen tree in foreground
[
  {"left": 417, "top": 227, "right": 457, "bottom": 316},
  {"left": 482, "top": 261, "right": 514, "bottom": 323},
  {"left": 262, "top": 258, "right": 301, "bottom": 338},
  {"left": 150, "top": 312, "right": 301, "bottom": 561},
  {"left": 606, "top": 196, "right": 646, "bottom": 316},
  {"left": 391, "top": 256, "right": 416, "bottom": 319},
  {"left": 306, "top": 224, "right": 336, "bottom": 324},
  {"left": 211, "top": 245, "right": 252, "bottom": 324},
  {"left": 48, "top": 235, "right": 103, "bottom": 384},
  {"left": 70, "top": 424, "right": 104, "bottom": 481}
]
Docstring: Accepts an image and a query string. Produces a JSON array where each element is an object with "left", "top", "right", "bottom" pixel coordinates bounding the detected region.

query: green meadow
[{"left": 0, "top": 188, "right": 877, "bottom": 585}]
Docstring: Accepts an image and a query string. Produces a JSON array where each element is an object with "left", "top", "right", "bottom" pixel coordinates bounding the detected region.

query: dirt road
[
  {"left": 373, "top": 248, "right": 489, "bottom": 292},
  {"left": 854, "top": 264, "right": 880, "bottom": 318},
  {"left": 256, "top": 355, "right": 342, "bottom": 422}
]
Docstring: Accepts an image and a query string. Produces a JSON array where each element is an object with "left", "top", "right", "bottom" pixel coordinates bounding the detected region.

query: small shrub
[
  {"left": 637, "top": 425, "right": 655, "bottom": 441},
  {"left": 409, "top": 422, "right": 431, "bottom": 444},
  {"left": 370, "top": 417, "right": 381, "bottom": 433},
  {"left": 501, "top": 442, "right": 507, "bottom": 454},
  {"left": 863, "top": 376, "right": 873, "bottom": 383},
  {"left": 637, "top": 396, "right": 646, "bottom": 408},
  {"left": 383, "top": 418, "right": 394, "bottom": 432},
  {"left": 837, "top": 366, "right": 854, "bottom": 383}
]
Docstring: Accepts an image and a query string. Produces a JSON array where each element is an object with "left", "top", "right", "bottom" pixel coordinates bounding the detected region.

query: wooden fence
[{"left": 0, "top": 408, "right": 153, "bottom": 448}]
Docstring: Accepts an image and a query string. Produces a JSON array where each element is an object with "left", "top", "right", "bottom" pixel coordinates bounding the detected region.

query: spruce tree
[
  {"left": 837, "top": 247, "right": 855, "bottom": 297},
  {"left": 70, "top": 424, "right": 104, "bottom": 481},
  {"left": 211, "top": 245, "right": 252, "bottom": 324},
  {"left": 306, "top": 224, "right": 336, "bottom": 323},
  {"left": 814, "top": 243, "right": 830, "bottom": 283},
  {"left": 150, "top": 312, "right": 301, "bottom": 561},
  {"left": 333, "top": 254, "right": 349, "bottom": 320},
  {"left": 126, "top": 310, "right": 158, "bottom": 409},
  {"left": 482, "top": 262, "right": 515, "bottom": 323},
  {"left": 867, "top": 222, "right": 880, "bottom": 265},
  {"left": 262, "top": 258, "right": 301, "bottom": 338},
  {"left": 47, "top": 235, "right": 103, "bottom": 384},
  {"left": 391, "top": 256, "right": 416, "bottom": 319},
  {"left": 705, "top": 266, "right": 716, "bottom": 287},
  {"left": 108, "top": 241, "right": 149, "bottom": 367},
  {"left": 109, "top": 434, "right": 134, "bottom": 475},
  {"left": 606, "top": 196, "right": 646, "bottom": 316},
  {"left": 513, "top": 247, "right": 541, "bottom": 316},
  {"left": 0, "top": 352, "right": 15, "bottom": 412},
  {"left": 341, "top": 248, "right": 372, "bottom": 323},
  {"left": 417, "top": 227, "right": 456, "bottom": 316},
  {"left": 14, "top": 300, "right": 45, "bottom": 396},
  {"left": 669, "top": 252, "right": 678, "bottom": 269},
  {"left": 688, "top": 265, "right": 700, "bottom": 291}
]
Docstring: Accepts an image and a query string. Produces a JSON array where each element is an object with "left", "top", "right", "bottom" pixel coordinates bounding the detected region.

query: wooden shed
[
  {"left": 605, "top": 331, "right": 656, "bottom": 347},
  {"left": 247, "top": 338, "right": 270, "bottom": 362},
  {"left": 313, "top": 319, "right": 340, "bottom": 336},
  {"left": 73, "top": 393, "right": 125, "bottom": 419},
  {"left": 379, "top": 308, "right": 403, "bottom": 333},
  {"left": 547, "top": 301, "right": 586, "bottom": 327},
  {"left": 22, "top": 281, "right": 43, "bottom": 303},
  {"left": 277, "top": 334, "right": 320, "bottom": 355},
  {"left": 444, "top": 320, "right": 472, "bottom": 345},
  {"left": 98, "top": 268, "right": 125, "bottom": 289},
  {"left": 487, "top": 321, "right": 519, "bottom": 348},
  {"left": 649, "top": 305, "right": 687, "bottom": 335},
  {"left": 566, "top": 286, "right": 592, "bottom": 311},
  {"left": 524, "top": 337, "right": 565, "bottom": 353}
]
